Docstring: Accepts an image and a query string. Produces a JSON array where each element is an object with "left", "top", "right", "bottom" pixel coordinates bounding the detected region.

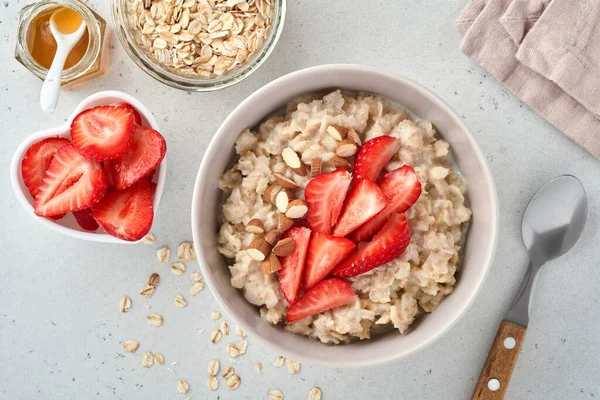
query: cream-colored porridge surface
[{"left": 217, "top": 90, "right": 472, "bottom": 344}]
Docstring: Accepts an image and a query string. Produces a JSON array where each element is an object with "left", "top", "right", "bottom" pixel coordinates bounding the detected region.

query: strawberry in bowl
[{"left": 10, "top": 91, "right": 167, "bottom": 243}]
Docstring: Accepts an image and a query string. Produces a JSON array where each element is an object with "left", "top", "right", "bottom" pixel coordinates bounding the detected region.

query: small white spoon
[{"left": 39, "top": 7, "right": 87, "bottom": 114}]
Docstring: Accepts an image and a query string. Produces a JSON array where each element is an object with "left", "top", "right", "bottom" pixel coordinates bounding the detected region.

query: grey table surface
[{"left": 1, "top": 1, "right": 599, "bottom": 399}]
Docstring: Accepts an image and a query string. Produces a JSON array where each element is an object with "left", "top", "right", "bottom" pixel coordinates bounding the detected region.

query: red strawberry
[
  {"left": 331, "top": 179, "right": 388, "bottom": 237},
  {"left": 73, "top": 209, "right": 99, "bottom": 231},
  {"left": 92, "top": 180, "right": 154, "bottom": 241},
  {"left": 278, "top": 227, "right": 311, "bottom": 304},
  {"left": 21, "top": 137, "right": 71, "bottom": 198},
  {"left": 351, "top": 165, "right": 421, "bottom": 242},
  {"left": 111, "top": 102, "right": 142, "bottom": 125},
  {"left": 305, "top": 169, "right": 351, "bottom": 234},
  {"left": 145, "top": 168, "right": 156, "bottom": 182},
  {"left": 286, "top": 278, "right": 357, "bottom": 323},
  {"left": 303, "top": 233, "right": 356, "bottom": 290},
  {"left": 333, "top": 213, "right": 411, "bottom": 278},
  {"left": 71, "top": 105, "right": 135, "bottom": 161},
  {"left": 353, "top": 136, "right": 399, "bottom": 182},
  {"left": 102, "top": 161, "right": 114, "bottom": 188},
  {"left": 110, "top": 125, "right": 166, "bottom": 190},
  {"left": 34, "top": 145, "right": 108, "bottom": 217}
]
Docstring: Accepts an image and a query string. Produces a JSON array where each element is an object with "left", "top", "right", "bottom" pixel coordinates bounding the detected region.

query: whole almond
[
  {"left": 273, "top": 172, "right": 299, "bottom": 190},
  {"left": 347, "top": 128, "right": 362, "bottom": 146},
  {"left": 326, "top": 125, "right": 347, "bottom": 141},
  {"left": 261, "top": 253, "right": 282, "bottom": 275},
  {"left": 310, "top": 158, "right": 322, "bottom": 178},
  {"left": 246, "top": 237, "right": 271, "bottom": 261},
  {"left": 285, "top": 199, "right": 308, "bottom": 219},
  {"left": 264, "top": 230, "right": 281, "bottom": 246},
  {"left": 332, "top": 155, "right": 352, "bottom": 171},
  {"left": 263, "top": 183, "right": 282, "bottom": 204},
  {"left": 281, "top": 147, "right": 307, "bottom": 176},
  {"left": 336, "top": 139, "right": 358, "bottom": 158},
  {"left": 272, "top": 238, "right": 295, "bottom": 257},
  {"left": 245, "top": 218, "right": 265, "bottom": 234},
  {"left": 278, "top": 213, "right": 294, "bottom": 232}
]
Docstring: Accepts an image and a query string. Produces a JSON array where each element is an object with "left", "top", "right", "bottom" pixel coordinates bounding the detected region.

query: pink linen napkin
[{"left": 457, "top": 0, "right": 600, "bottom": 159}]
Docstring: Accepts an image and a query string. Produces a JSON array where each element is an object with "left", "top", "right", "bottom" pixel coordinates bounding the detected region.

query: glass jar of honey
[{"left": 15, "top": 0, "right": 109, "bottom": 87}]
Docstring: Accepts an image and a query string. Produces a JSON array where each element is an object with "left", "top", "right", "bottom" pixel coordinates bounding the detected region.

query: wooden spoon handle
[{"left": 472, "top": 320, "right": 527, "bottom": 399}]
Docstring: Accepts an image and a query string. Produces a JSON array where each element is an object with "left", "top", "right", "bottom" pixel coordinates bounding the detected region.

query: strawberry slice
[
  {"left": 110, "top": 125, "right": 166, "bottom": 190},
  {"left": 71, "top": 105, "right": 135, "bottom": 161},
  {"left": 73, "top": 209, "right": 99, "bottom": 231},
  {"left": 278, "top": 227, "right": 311, "bottom": 304},
  {"left": 353, "top": 136, "right": 399, "bottom": 182},
  {"left": 102, "top": 161, "right": 114, "bottom": 188},
  {"left": 111, "top": 102, "right": 142, "bottom": 125},
  {"left": 303, "top": 233, "right": 356, "bottom": 290},
  {"left": 92, "top": 180, "right": 154, "bottom": 241},
  {"left": 34, "top": 145, "right": 108, "bottom": 217},
  {"left": 351, "top": 165, "right": 421, "bottom": 242},
  {"left": 333, "top": 213, "right": 411, "bottom": 278},
  {"left": 286, "top": 278, "right": 357, "bottom": 323},
  {"left": 331, "top": 179, "right": 388, "bottom": 237},
  {"left": 21, "top": 137, "right": 71, "bottom": 198},
  {"left": 305, "top": 169, "right": 351, "bottom": 234}
]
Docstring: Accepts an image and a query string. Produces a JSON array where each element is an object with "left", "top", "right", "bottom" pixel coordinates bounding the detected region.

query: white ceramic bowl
[
  {"left": 192, "top": 65, "right": 498, "bottom": 368},
  {"left": 10, "top": 91, "right": 167, "bottom": 244}
]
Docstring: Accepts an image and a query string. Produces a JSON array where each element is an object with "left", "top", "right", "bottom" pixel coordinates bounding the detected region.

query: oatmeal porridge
[{"left": 217, "top": 90, "right": 472, "bottom": 344}]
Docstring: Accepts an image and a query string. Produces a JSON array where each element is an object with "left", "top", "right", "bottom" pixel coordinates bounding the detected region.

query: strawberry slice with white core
[
  {"left": 71, "top": 105, "right": 135, "bottom": 161},
  {"left": 305, "top": 169, "right": 351, "bottom": 234},
  {"left": 21, "top": 137, "right": 71, "bottom": 198},
  {"left": 110, "top": 125, "right": 166, "bottom": 190},
  {"left": 111, "top": 102, "right": 142, "bottom": 125},
  {"left": 278, "top": 227, "right": 311, "bottom": 304},
  {"left": 303, "top": 233, "right": 356, "bottom": 290},
  {"left": 351, "top": 165, "right": 421, "bottom": 242},
  {"left": 333, "top": 213, "right": 411, "bottom": 278},
  {"left": 286, "top": 278, "right": 357, "bottom": 323},
  {"left": 92, "top": 180, "right": 154, "bottom": 242},
  {"left": 33, "top": 144, "right": 108, "bottom": 217},
  {"left": 353, "top": 135, "right": 399, "bottom": 182},
  {"left": 331, "top": 178, "right": 388, "bottom": 237},
  {"left": 73, "top": 209, "right": 99, "bottom": 231}
]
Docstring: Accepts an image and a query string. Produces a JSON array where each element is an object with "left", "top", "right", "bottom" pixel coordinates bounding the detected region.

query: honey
[{"left": 28, "top": 6, "right": 89, "bottom": 70}]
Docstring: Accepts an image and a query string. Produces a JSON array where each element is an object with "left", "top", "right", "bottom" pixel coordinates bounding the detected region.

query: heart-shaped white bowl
[{"left": 10, "top": 91, "right": 167, "bottom": 244}]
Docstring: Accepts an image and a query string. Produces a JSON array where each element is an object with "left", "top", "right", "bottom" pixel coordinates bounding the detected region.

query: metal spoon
[{"left": 473, "top": 175, "right": 587, "bottom": 400}]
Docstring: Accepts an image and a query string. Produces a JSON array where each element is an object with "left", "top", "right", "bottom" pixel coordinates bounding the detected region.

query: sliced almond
[
  {"left": 246, "top": 237, "right": 271, "bottom": 261},
  {"left": 326, "top": 125, "right": 347, "bottom": 141},
  {"left": 275, "top": 190, "right": 294, "bottom": 213},
  {"left": 278, "top": 213, "right": 294, "bottom": 232},
  {"left": 332, "top": 155, "right": 352, "bottom": 171},
  {"left": 285, "top": 199, "right": 308, "bottom": 219},
  {"left": 310, "top": 158, "right": 322, "bottom": 178},
  {"left": 262, "top": 183, "right": 282, "bottom": 204},
  {"left": 281, "top": 147, "right": 307, "bottom": 176},
  {"left": 336, "top": 139, "right": 358, "bottom": 158},
  {"left": 264, "top": 230, "right": 281, "bottom": 246},
  {"left": 245, "top": 218, "right": 265, "bottom": 234},
  {"left": 261, "top": 253, "right": 282, "bottom": 275},
  {"left": 272, "top": 238, "right": 295, "bottom": 257},
  {"left": 273, "top": 172, "right": 299, "bottom": 190},
  {"left": 347, "top": 128, "right": 362, "bottom": 146}
]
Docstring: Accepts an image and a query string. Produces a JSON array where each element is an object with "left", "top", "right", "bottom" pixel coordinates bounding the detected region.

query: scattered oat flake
[
  {"left": 235, "top": 326, "right": 246, "bottom": 337},
  {"left": 123, "top": 340, "right": 139, "bottom": 353},
  {"left": 210, "top": 329, "right": 223, "bottom": 344},
  {"left": 221, "top": 366, "right": 234, "bottom": 379},
  {"left": 255, "top": 362, "right": 262, "bottom": 372},
  {"left": 177, "top": 379, "right": 189, "bottom": 394},
  {"left": 147, "top": 313, "right": 163, "bottom": 327},
  {"left": 227, "top": 375, "right": 241, "bottom": 390},
  {"left": 190, "top": 272, "right": 202, "bottom": 282},
  {"left": 143, "top": 233, "right": 156, "bottom": 245},
  {"left": 174, "top": 295, "right": 187, "bottom": 308},
  {"left": 119, "top": 296, "right": 131, "bottom": 313},
  {"left": 308, "top": 387, "right": 322, "bottom": 400},
  {"left": 221, "top": 320, "right": 229, "bottom": 335},
  {"left": 226, "top": 343, "right": 240, "bottom": 357},
  {"left": 171, "top": 262, "right": 186, "bottom": 275},
  {"left": 148, "top": 272, "right": 160, "bottom": 286},
  {"left": 153, "top": 353, "right": 165, "bottom": 365},
  {"left": 190, "top": 282, "right": 204, "bottom": 296},
  {"left": 207, "top": 375, "right": 219, "bottom": 391},
  {"left": 140, "top": 284, "right": 156, "bottom": 298},
  {"left": 207, "top": 359, "right": 219, "bottom": 376},
  {"left": 178, "top": 242, "right": 196, "bottom": 261},
  {"left": 273, "top": 356, "right": 285, "bottom": 367},
  {"left": 210, "top": 312, "right": 221, "bottom": 320},
  {"left": 142, "top": 351, "right": 153, "bottom": 368},
  {"left": 237, "top": 340, "right": 248, "bottom": 355},
  {"left": 157, "top": 247, "right": 170, "bottom": 262},
  {"left": 286, "top": 359, "right": 300, "bottom": 374},
  {"left": 268, "top": 389, "right": 284, "bottom": 400}
]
